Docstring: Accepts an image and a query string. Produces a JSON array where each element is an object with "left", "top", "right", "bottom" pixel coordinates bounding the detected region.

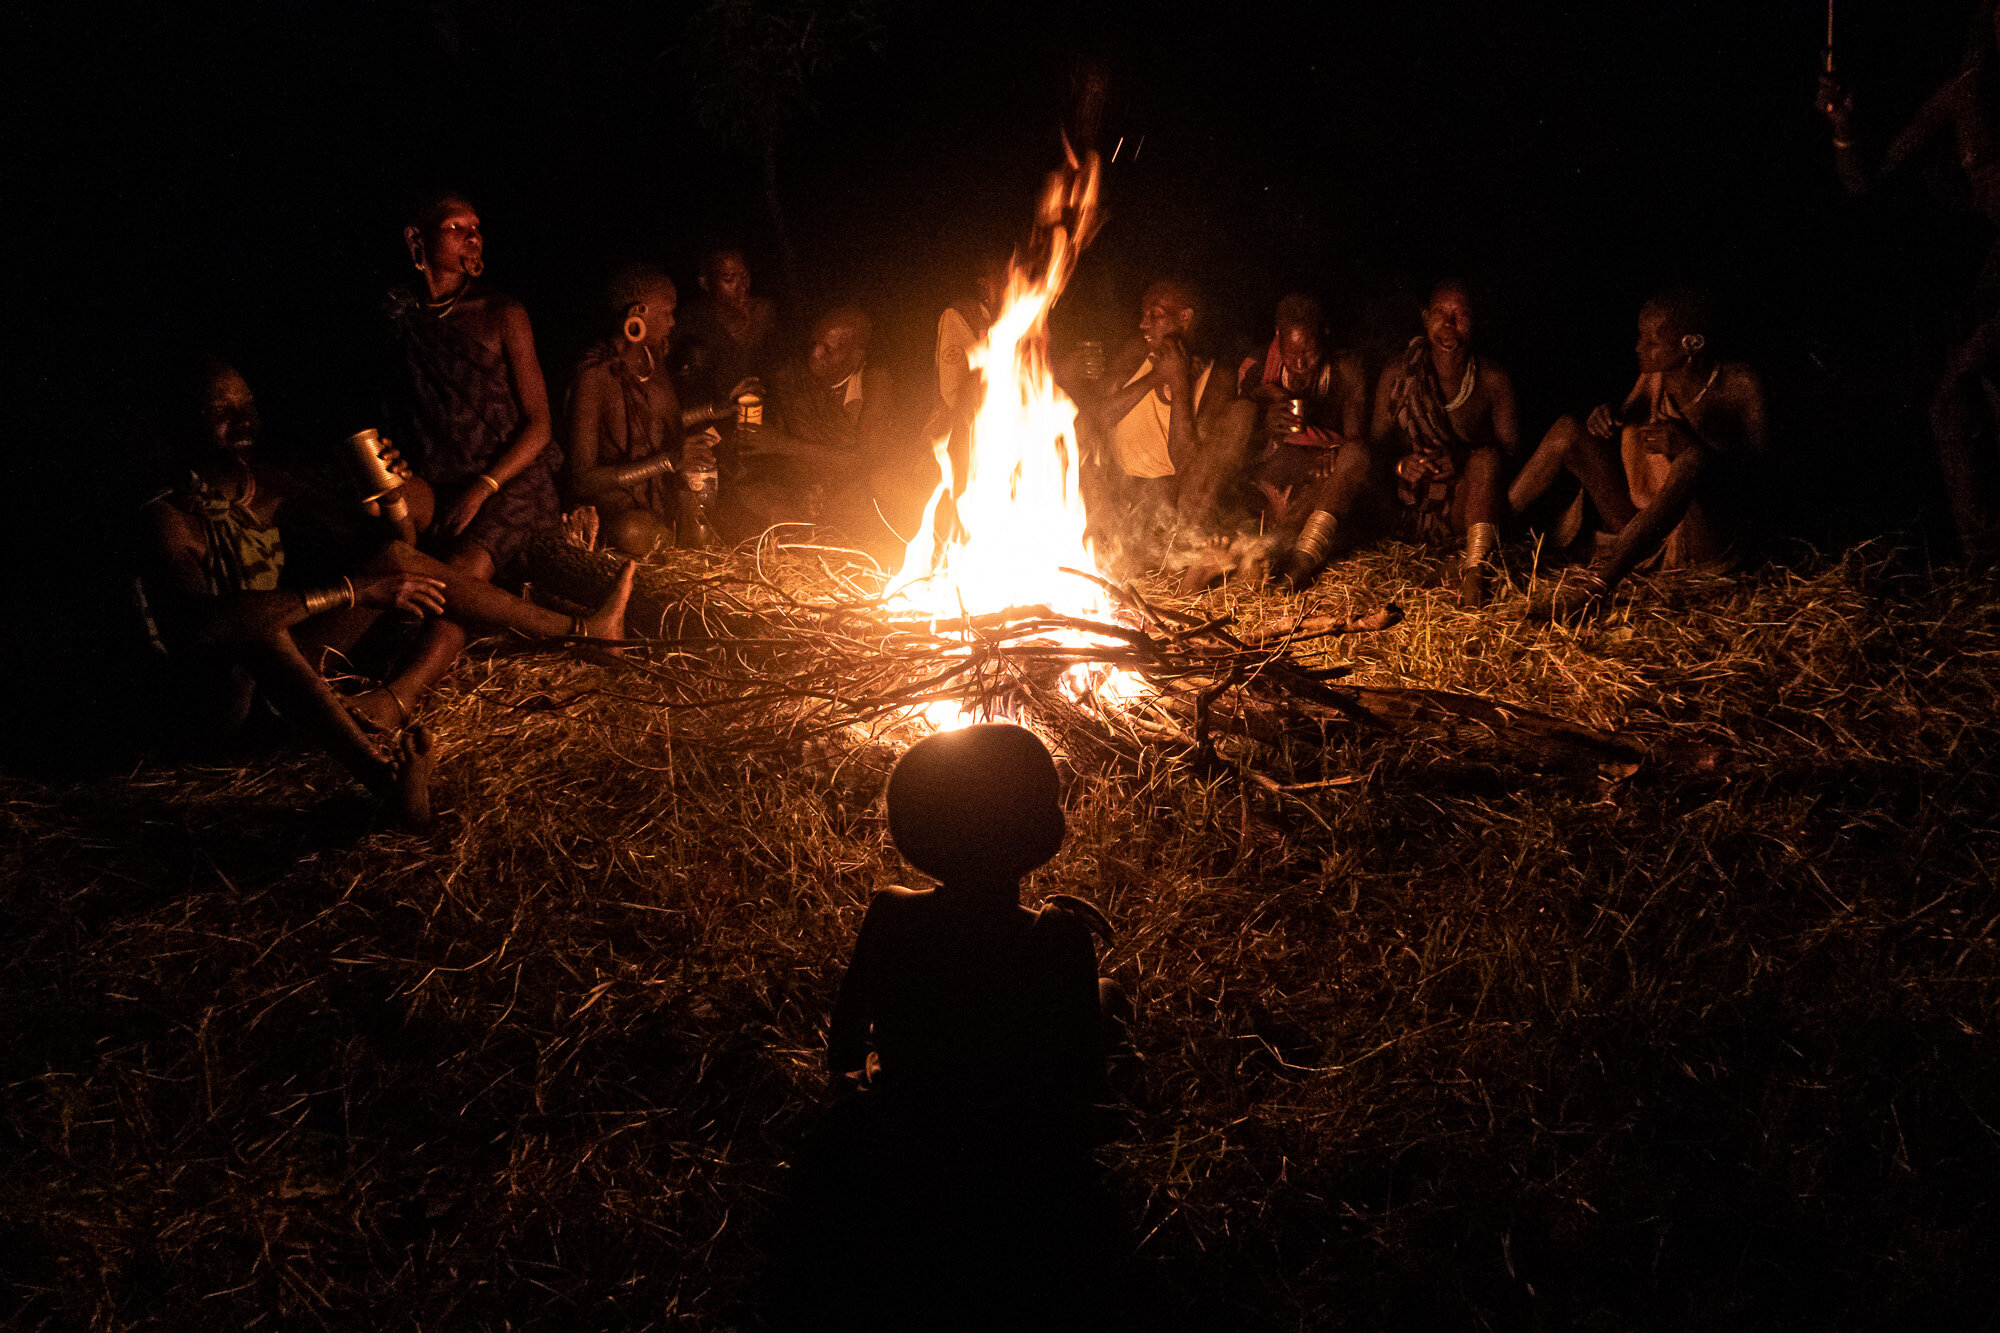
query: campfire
[{"left": 881, "top": 149, "right": 1144, "bottom": 731}]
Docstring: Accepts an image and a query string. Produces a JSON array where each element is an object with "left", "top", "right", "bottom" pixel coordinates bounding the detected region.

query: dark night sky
[{"left": 5, "top": 0, "right": 1992, "bottom": 589}]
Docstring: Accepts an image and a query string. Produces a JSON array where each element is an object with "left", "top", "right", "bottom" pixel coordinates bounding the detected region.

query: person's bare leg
[
  {"left": 1508, "top": 415, "right": 1583, "bottom": 516},
  {"left": 448, "top": 541, "right": 498, "bottom": 583},
  {"left": 1175, "top": 400, "right": 1257, "bottom": 531},
  {"left": 392, "top": 540, "right": 630, "bottom": 640},
  {"left": 1542, "top": 445, "right": 1714, "bottom": 620},
  {"left": 1508, "top": 415, "right": 1639, "bottom": 534},
  {"left": 292, "top": 603, "right": 409, "bottom": 733},
  {"left": 236, "top": 627, "right": 403, "bottom": 798},
  {"left": 1456, "top": 445, "right": 1504, "bottom": 608},
  {"left": 1595, "top": 446, "right": 1709, "bottom": 592},
  {"left": 1280, "top": 437, "right": 1374, "bottom": 590},
  {"left": 342, "top": 618, "right": 469, "bottom": 733}
]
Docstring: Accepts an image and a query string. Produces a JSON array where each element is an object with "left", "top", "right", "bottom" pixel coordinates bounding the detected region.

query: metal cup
[
  {"left": 345, "top": 428, "right": 402, "bottom": 502},
  {"left": 735, "top": 392, "right": 764, "bottom": 429},
  {"left": 1269, "top": 398, "right": 1305, "bottom": 441}
]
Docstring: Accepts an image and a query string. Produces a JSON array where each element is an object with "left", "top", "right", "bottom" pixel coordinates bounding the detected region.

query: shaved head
[
  {"left": 807, "top": 306, "right": 871, "bottom": 384},
  {"left": 813, "top": 306, "right": 872, "bottom": 345},
  {"left": 1426, "top": 278, "right": 1471, "bottom": 311},
  {"left": 1275, "top": 292, "right": 1322, "bottom": 335},
  {"left": 607, "top": 262, "right": 675, "bottom": 312},
  {"left": 1642, "top": 285, "right": 1717, "bottom": 343},
  {"left": 1142, "top": 278, "right": 1199, "bottom": 316}
]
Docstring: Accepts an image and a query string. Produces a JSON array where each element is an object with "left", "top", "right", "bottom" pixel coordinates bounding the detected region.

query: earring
[
  {"left": 411, "top": 240, "right": 428, "bottom": 274},
  {"left": 1682, "top": 333, "right": 1706, "bottom": 355},
  {"left": 624, "top": 304, "right": 648, "bottom": 344}
]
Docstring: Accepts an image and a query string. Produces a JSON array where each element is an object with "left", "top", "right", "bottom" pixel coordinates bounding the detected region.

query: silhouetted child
[
  {"left": 767, "top": 723, "right": 1135, "bottom": 1331},
  {"left": 828, "top": 721, "right": 1123, "bottom": 1141}
]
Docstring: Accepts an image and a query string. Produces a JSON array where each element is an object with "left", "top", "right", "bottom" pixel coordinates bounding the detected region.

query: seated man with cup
[
  {"left": 1089, "top": 278, "right": 1254, "bottom": 567},
  {"left": 1238, "top": 293, "right": 1374, "bottom": 589},
  {"left": 723, "top": 307, "right": 897, "bottom": 543}
]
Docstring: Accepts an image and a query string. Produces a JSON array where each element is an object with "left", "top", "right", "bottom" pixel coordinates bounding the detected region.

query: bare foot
[
  {"left": 346, "top": 686, "right": 408, "bottom": 734},
  {"left": 391, "top": 725, "right": 436, "bottom": 829},
  {"left": 1176, "top": 534, "right": 1235, "bottom": 595},
  {"left": 563, "top": 505, "right": 600, "bottom": 552},
  {"left": 580, "top": 560, "right": 636, "bottom": 652},
  {"left": 1232, "top": 533, "right": 1276, "bottom": 586},
  {"left": 1458, "top": 563, "right": 1487, "bottom": 610}
]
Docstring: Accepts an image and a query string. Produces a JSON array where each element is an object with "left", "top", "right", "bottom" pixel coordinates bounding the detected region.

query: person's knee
[
  {"left": 1547, "top": 414, "right": 1585, "bottom": 456},
  {"left": 237, "top": 622, "right": 303, "bottom": 672},
  {"left": 447, "top": 543, "right": 497, "bottom": 582},
  {"left": 401, "top": 476, "right": 436, "bottom": 532}
]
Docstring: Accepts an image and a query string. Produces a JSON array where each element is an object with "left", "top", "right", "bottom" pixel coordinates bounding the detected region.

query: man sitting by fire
[
  {"left": 137, "top": 358, "right": 634, "bottom": 828},
  {"left": 1236, "top": 293, "right": 1374, "bottom": 590},
  {"left": 726, "top": 306, "right": 897, "bottom": 542},
  {"left": 1371, "top": 278, "right": 1521, "bottom": 608},
  {"left": 672, "top": 246, "right": 779, "bottom": 425},
  {"left": 1505, "top": 287, "right": 1768, "bottom": 614},
  {"left": 564, "top": 264, "right": 722, "bottom": 556},
  {"left": 1087, "top": 278, "right": 1254, "bottom": 569}
]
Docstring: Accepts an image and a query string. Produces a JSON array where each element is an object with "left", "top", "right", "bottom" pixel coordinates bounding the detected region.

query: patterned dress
[{"left": 385, "top": 286, "right": 559, "bottom": 566}]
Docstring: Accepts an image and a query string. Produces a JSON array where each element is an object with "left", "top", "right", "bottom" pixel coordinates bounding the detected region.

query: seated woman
[
  {"left": 383, "top": 191, "right": 563, "bottom": 581},
  {"left": 138, "top": 359, "right": 633, "bottom": 826},
  {"left": 1507, "top": 288, "right": 1767, "bottom": 613},
  {"left": 564, "top": 265, "right": 721, "bottom": 556},
  {"left": 1371, "top": 279, "right": 1520, "bottom": 608}
]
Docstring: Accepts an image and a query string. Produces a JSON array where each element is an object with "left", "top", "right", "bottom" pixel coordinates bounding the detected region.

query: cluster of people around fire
[
  {"left": 142, "top": 191, "right": 1802, "bottom": 821},
  {"left": 142, "top": 32, "right": 2000, "bottom": 833}
]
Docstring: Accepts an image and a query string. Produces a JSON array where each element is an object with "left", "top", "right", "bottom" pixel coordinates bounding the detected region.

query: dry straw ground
[{"left": 3, "top": 540, "right": 1997, "bottom": 1329}]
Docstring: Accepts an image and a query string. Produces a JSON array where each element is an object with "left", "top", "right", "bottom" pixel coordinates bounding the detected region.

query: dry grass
[{"left": 3, "top": 539, "right": 1997, "bottom": 1329}]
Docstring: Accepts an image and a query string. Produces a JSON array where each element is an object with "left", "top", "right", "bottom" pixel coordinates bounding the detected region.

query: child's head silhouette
[{"left": 887, "top": 723, "right": 1065, "bottom": 884}]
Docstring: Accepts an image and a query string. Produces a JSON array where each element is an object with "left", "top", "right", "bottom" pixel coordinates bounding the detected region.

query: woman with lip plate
[{"left": 382, "top": 190, "right": 563, "bottom": 582}]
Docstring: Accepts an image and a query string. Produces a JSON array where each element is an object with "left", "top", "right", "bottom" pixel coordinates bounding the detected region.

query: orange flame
[
  {"left": 885, "top": 151, "right": 1140, "bottom": 730},
  {"left": 888, "top": 150, "right": 1105, "bottom": 622}
]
